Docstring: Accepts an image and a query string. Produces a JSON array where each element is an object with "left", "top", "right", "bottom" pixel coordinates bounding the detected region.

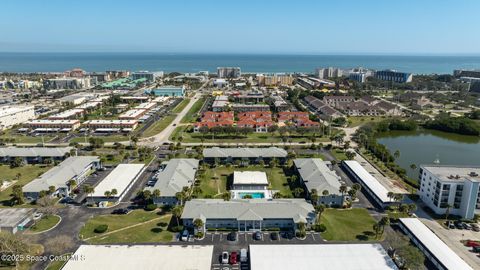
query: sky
[{"left": 1, "top": 0, "right": 480, "bottom": 54}]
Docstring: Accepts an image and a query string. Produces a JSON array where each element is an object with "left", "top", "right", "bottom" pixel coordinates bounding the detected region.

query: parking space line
[{"left": 311, "top": 233, "right": 315, "bottom": 241}]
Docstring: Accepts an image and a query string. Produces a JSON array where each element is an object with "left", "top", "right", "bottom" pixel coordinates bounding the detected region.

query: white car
[
  {"left": 221, "top": 252, "right": 229, "bottom": 264},
  {"left": 33, "top": 212, "right": 43, "bottom": 220}
]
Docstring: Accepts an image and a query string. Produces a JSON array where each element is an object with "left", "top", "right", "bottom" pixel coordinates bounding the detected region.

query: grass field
[
  {"left": 320, "top": 208, "right": 377, "bottom": 241},
  {"left": 170, "top": 126, "right": 330, "bottom": 144},
  {"left": 198, "top": 165, "right": 291, "bottom": 198},
  {"left": 79, "top": 209, "right": 162, "bottom": 239},
  {"left": 28, "top": 215, "right": 61, "bottom": 233},
  {"left": 45, "top": 253, "right": 71, "bottom": 270},
  {"left": 86, "top": 214, "right": 173, "bottom": 244},
  {"left": 330, "top": 148, "right": 348, "bottom": 161},
  {"left": 348, "top": 116, "right": 391, "bottom": 127},
  {"left": 141, "top": 114, "right": 177, "bottom": 138},
  {"left": 0, "top": 165, "right": 52, "bottom": 206},
  {"left": 181, "top": 97, "right": 206, "bottom": 123},
  {"left": 172, "top": 98, "right": 190, "bottom": 113}
]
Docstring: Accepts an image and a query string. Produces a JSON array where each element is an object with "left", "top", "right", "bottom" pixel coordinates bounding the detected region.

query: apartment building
[{"left": 0, "top": 105, "right": 35, "bottom": 130}]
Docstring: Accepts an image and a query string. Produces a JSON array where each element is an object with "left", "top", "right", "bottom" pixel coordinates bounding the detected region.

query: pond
[{"left": 377, "top": 129, "right": 480, "bottom": 179}]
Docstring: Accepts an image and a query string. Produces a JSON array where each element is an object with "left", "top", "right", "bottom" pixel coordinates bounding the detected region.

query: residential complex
[
  {"left": 418, "top": 165, "right": 480, "bottom": 219},
  {"left": 0, "top": 105, "right": 35, "bottom": 130},
  {"left": 374, "top": 69, "right": 413, "bottom": 83},
  {"left": 203, "top": 147, "right": 288, "bottom": 165},
  {"left": 23, "top": 156, "right": 100, "bottom": 200},
  {"left": 181, "top": 199, "right": 316, "bottom": 231},
  {"left": 0, "top": 146, "right": 74, "bottom": 164},
  {"left": 217, "top": 67, "right": 241, "bottom": 78}
]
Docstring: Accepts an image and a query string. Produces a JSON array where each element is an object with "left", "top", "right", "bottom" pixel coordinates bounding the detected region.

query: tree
[
  {"left": 348, "top": 189, "right": 357, "bottom": 201},
  {"left": 221, "top": 192, "right": 231, "bottom": 201},
  {"left": 345, "top": 151, "right": 356, "bottom": 160},
  {"left": 193, "top": 218, "right": 204, "bottom": 231},
  {"left": 373, "top": 222, "right": 382, "bottom": 239},
  {"left": 393, "top": 150, "right": 400, "bottom": 160},
  {"left": 10, "top": 157, "right": 24, "bottom": 168},
  {"left": 152, "top": 189, "right": 161, "bottom": 199},
  {"left": 314, "top": 204, "right": 326, "bottom": 223},
  {"left": 44, "top": 235, "right": 74, "bottom": 255},
  {"left": 409, "top": 163, "right": 417, "bottom": 171},
  {"left": 445, "top": 204, "right": 452, "bottom": 220},
  {"left": 68, "top": 180, "right": 77, "bottom": 190},
  {"left": 273, "top": 192, "right": 283, "bottom": 199},
  {"left": 11, "top": 184, "right": 24, "bottom": 205},
  {"left": 407, "top": 203, "right": 417, "bottom": 215},
  {"left": 352, "top": 183, "right": 361, "bottom": 191},
  {"left": 48, "top": 185, "right": 56, "bottom": 195},
  {"left": 37, "top": 196, "right": 57, "bottom": 216},
  {"left": 310, "top": 189, "right": 319, "bottom": 204},
  {"left": 322, "top": 189, "right": 329, "bottom": 196},
  {"left": 175, "top": 192, "right": 185, "bottom": 205},
  {"left": 339, "top": 185, "right": 347, "bottom": 196},
  {"left": 379, "top": 216, "right": 390, "bottom": 234},
  {"left": 104, "top": 191, "right": 111, "bottom": 198},
  {"left": 172, "top": 205, "right": 184, "bottom": 225},
  {"left": 0, "top": 232, "right": 31, "bottom": 268},
  {"left": 293, "top": 187, "right": 304, "bottom": 198},
  {"left": 82, "top": 184, "right": 95, "bottom": 199},
  {"left": 387, "top": 191, "right": 394, "bottom": 202},
  {"left": 397, "top": 244, "right": 425, "bottom": 270},
  {"left": 111, "top": 188, "right": 118, "bottom": 197}
]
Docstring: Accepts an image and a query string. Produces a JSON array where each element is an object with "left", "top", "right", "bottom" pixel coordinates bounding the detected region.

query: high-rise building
[
  {"left": 349, "top": 72, "right": 367, "bottom": 83},
  {"left": 131, "top": 71, "right": 163, "bottom": 82},
  {"left": 419, "top": 165, "right": 480, "bottom": 219},
  {"left": 217, "top": 67, "right": 241, "bottom": 78},
  {"left": 316, "top": 67, "right": 343, "bottom": 79},
  {"left": 453, "top": 69, "right": 480, "bottom": 78},
  {"left": 374, "top": 70, "right": 413, "bottom": 83}
]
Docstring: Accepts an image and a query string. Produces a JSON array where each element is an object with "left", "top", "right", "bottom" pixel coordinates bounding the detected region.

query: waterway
[{"left": 377, "top": 129, "right": 480, "bottom": 179}]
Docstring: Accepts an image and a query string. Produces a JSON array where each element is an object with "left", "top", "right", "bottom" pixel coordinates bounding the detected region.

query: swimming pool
[{"left": 238, "top": 192, "right": 265, "bottom": 199}]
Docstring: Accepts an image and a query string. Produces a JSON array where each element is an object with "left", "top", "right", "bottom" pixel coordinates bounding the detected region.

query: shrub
[
  {"left": 94, "top": 224, "right": 108, "bottom": 233},
  {"left": 145, "top": 203, "right": 157, "bottom": 211},
  {"left": 195, "top": 232, "right": 204, "bottom": 238},
  {"left": 295, "top": 231, "right": 306, "bottom": 238},
  {"left": 170, "top": 225, "right": 184, "bottom": 232},
  {"left": 312, "top": 224, "right": 327, "bottom": 232}
]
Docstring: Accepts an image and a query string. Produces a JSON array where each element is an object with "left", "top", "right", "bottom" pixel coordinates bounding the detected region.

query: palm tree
[
  {"left": 322, "top": 190, "right": 329, "bottom": 196},
  {"left": 408, "top": 203, "right": 417, "bottom": 215},
  {"left": 172, "top": 205, "right": 184, "bottom": 225},
  {"left": 111, "top": 189, "right": 118, "bottom": 197},
  {"left": 314, "top": 204, "right": 326, "bottom": 223},
  {"left": 83, "top": 184, "right": 95, "bottom": 199},
  {"left": 393, "top": 150, "right": 400, "bottom": 160},
  {"left": 272, "top": 192, "right": 282, "bottom": 199},
  {"left": 221, "top": 192, "right": 231, "bottom": 201},
  {"left": 445, "top": 204, "right": 452, "bottom": 220},
  {"left": 193, "top": 218, "right": 204, "bottom": 231},
  {"left": 373, "top": 222, "right": 382, "bottom": 239},
  {"left": 310, "top": 189, "right": 319, "bottom": 205},
  {"left": 387, "top": 191, "right": 394, "bottom": 202},
  {"left": 339, "top": 185, "right": 347, "bottom": 196},
  {"left": 409, "top": 163, "right": 417, "bottom": 171},
  {"left": 104, "top": 191, "right": 111, "bottom": 198},
  {"left": 379, "top": 217, "right": 390, "bottom": 234},
  {"left": 352, "top": 183, "right": 361, "bottom": 191},
  {"left": 175, "top": 192, "right": 185, "bottom": 205},
  {"left": 348, "top": 189, "right": 357, "bottom": 201},
  {"left": 293, "top": 187, "right": 304, "bottom": 198}
]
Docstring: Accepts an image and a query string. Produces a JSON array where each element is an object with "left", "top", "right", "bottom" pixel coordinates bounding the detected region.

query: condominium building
[
  {"left": 374, "top": 70, "right": 413, "bottom": 83},
  {"left": 349, "top": 71, "right": 368, "bottom": 83},
  {"left": 43, "top": 77, "right": 91, "bottom": 90},
  {"left": 0, "top": 105, "right": 35, "bottom": 130},
  {"left": 217, "top": 67, "right": 241, "bottom": 78},
  {"left": 316, "top": 67, "right": 343, "bottom": 79},
  {"left": 131, "top": 71, "right": 163, "bottom": 82},
  {"left": 26, "top": 119, "right": 81, "bottom": 132},
  {"left": 419, "top": 165, "right": 480, "bottom": 219},
  {"left": 257, "top": 73, "right": 294, "bottom": 86}
]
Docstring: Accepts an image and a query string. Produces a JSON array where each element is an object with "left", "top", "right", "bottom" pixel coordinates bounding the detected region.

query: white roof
[
  {"left": 233, "top": 171, "right": 268, "bottom": 185},
  {"left": 92, "top": 164, "right": 144, "bottom": 197},
  {"left": 249, "top": 244, "right": 398, "bottom": 270},
  {"left": 343, "top": 160, "right": 390, "bottom": 203},
  {"left": 0, "top": 147, "right": 72, "bottom": 157},
  {"left": 119, "top": 109, "right": 146, "bottom": 119},
  {"left": 48, "top": 109, "right": 84, "bottom": 119},
  {"left": 62, "top": 245, "right": 214, "bottom": 270},
  {"left": 399, "top": 218, "right": 473, "bottom": 270}
]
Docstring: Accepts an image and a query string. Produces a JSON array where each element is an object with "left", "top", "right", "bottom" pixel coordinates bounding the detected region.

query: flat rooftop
[
  {"left": 421, "top": 165, "right": 480, "bottom": 182},
  {"left": 233, "top": 171, "right": 268, "bottom": 185},
  {"left": 249, "top": 244, "right": 398, "bottom": 270},
  {"left": 0, "top": 208, "right": 34, "bottom": 227},
  {"left": 62, "top": 245, "right": 214, "bottom": 270},
  {"left": 399, "top": 218, "right": 473, "bottom": 270},
  {"left": 92, "top": 164, "right": 144, "bottom": 197},
  {"left": 0, "top": 147, "right": 73, "bottom": 157},
  {"left": 343, "top": 160, "right": 390, "bottom": 204}
]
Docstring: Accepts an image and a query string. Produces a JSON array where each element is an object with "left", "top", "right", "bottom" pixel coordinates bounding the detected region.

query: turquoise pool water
[{"left": 238, "top": 192, "right": 265, "bottom": 199}]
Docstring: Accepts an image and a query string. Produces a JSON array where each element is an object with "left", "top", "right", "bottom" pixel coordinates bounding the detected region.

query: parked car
[
  {"left": 240, "top": 248, "right": 248, "bottom": 263},
  {"left": 454, "top": 221, "right": 464, "bottom": 230},
  {"left": 33, "top": 212, "right": 43, "bottom": 220},
  {"left": 445, "top": 220, "right": 455, "bottom": 229},
  {"left": 112, "top": 208, "right": 129, "bottom": 215},
  {"left": 229, "top": 251, "right": 238, "bottom": 264},
  {"left": 227, "top": 231, "right": 238, "bottom": 241},
  {"left": 270, "top": 232, "right": 279, "bottom": 240},
  {"left": 466, "top": 240, "right": 480, "bottom": 247},
  {"left": 472, "top": 224, "right": 480, "bottom": 232},
  {"left": 181, "top": 230, "right": 189, "bottom": 241},
  {"left": 473, "top": 246, "right": 480, "bottom": 253},
  {"left": 463, "top": 223, "right": 472, "bottom": 230},
  {"left": 221, "top": 252, "right": 229, "bottom": 264},
  {"left": 254, "top": 231, "right": 262, "bottom": 240}
]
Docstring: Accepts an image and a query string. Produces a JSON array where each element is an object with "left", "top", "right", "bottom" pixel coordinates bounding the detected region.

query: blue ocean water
[{"left": 0, "top": 53, "right": 479, "bottom": 74}]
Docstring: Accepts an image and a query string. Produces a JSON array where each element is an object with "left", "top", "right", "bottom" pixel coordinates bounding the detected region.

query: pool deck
[{"left": 230, "top": 189, "right": 274, "bottom": 199}]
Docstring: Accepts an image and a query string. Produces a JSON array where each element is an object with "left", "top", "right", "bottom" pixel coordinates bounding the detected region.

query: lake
[{"left": 377, "top": 129, "right": 480, "bottom": 179}]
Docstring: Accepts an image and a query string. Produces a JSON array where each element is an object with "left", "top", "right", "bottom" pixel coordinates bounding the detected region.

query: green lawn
[
  {"left": 330, "top": 148, "right": 348, "bottom": 161},
  {"left": 320, "top": 208, "right": 377, "bottom": 241},
  {"left": 28, "top": 215, "right": 61, "bottom": 233},
  {"left": 86, "top": 214, "right": 173, "bottom": 244},
  {"left": 45, "top": 253, "right": 71, "bottom": 270},
  {"left": 348, "top": 116, "right": 392, "bottom": 127},
  {"left": 172, "top": 98, "right": 191, "bottom": 113},
  {"left": 141, "top": 114, "right": 177, "bottom": 138},
  {"left": 181, "top": 97, "right": 206, "bottom": 123},
  {"left": 170, "top": 126, "right": 330, "bottom": 144},
  {"left": 69, "top": 135, "right": 130, "bottom": 144},
  {"left": 198, "top": 165, "right": 291, "bottom": 198},
  {"left": 0, "top": 165, "right": 52, "bottom": 206},
  {"left": 79, "top": 209, "right": 162, "bottom": 239}
]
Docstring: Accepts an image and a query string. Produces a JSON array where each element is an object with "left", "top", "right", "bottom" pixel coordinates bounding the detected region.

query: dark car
[
  {"left": 454, "top": 221, "right": 464, "bottom": 229},
  {"left": 254, "top": 231, "right": 263, "bottom": 240},
  {"left": 270, "top": 232, "right": 279, "bottom": 240},
  {"left": 227, "top": 231, "right": 238, "bottom": 241},
  {"left": 112, "top": 208, "right": 129, "bottom": 215}
]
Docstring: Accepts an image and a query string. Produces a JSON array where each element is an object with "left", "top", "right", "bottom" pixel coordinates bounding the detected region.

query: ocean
[{"left": 0, "top": 53, "right": 479, "bottom": 74}]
